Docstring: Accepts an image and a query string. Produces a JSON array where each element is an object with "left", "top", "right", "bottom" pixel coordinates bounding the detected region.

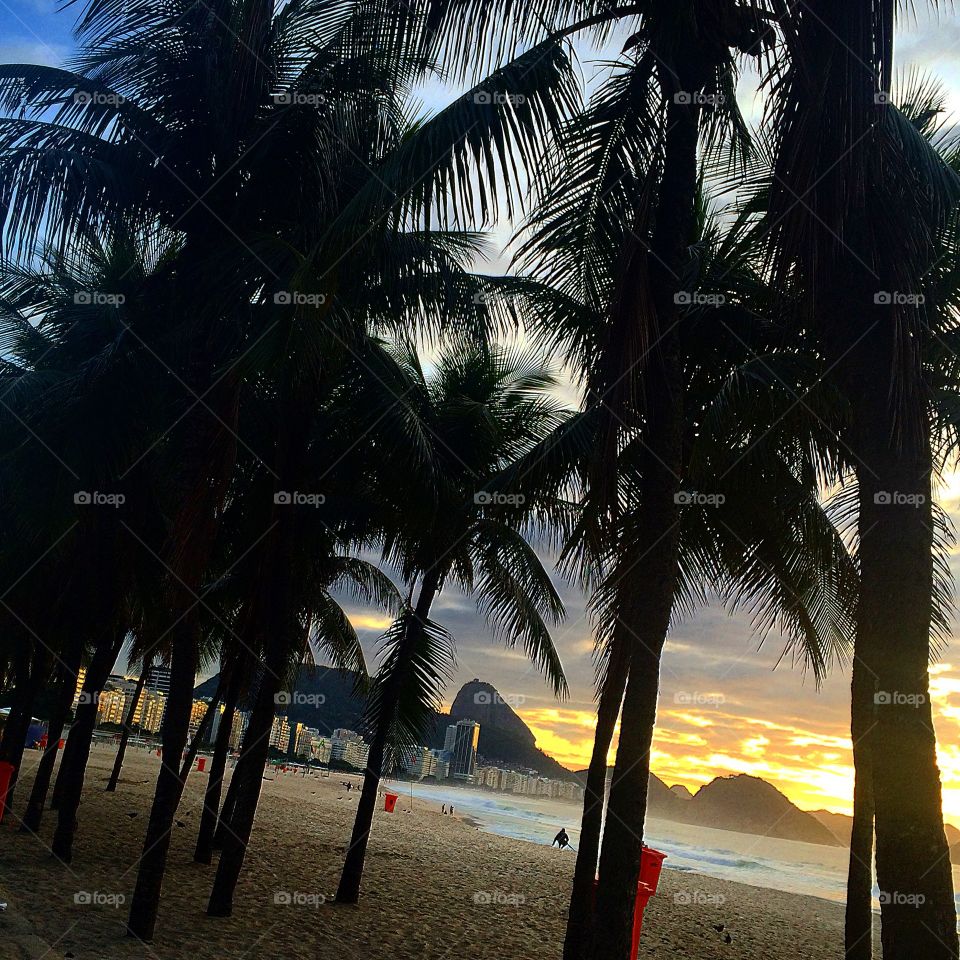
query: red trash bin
[
  {"left": 197, "top": 757, "right": 206, "bottom": 772},
  {"left": 384, "top": 792, "right": 399, "bottom": 813},
  {"left": 593, "top": 845, "right": 668, "bottom": 958},
  {"left": 640, "top": 845, "right": 668, "bottom": 894},
  {"left": 0, "top": 761, "right": 15, "bottom": 824}
]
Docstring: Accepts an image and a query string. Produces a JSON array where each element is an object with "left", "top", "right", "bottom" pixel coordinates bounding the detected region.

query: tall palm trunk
[
  {"left": 106, "top": 662, "right": 150, "bottom": 792},
  {"left": 50, "top": 629, "right": 125, "bottom": 861},
  {"left": 195, "top": 660, "right": 244, "bottom": 864},
  {"left": 589, "top": 88, "right": 695, "bottom": 960},
  {"left": 206, "top": 651, "right": 285, "bottom": 915},
  {"left": 21, "top": 636, "right": 85, "bottom": 831},
  {"left": 336, "top": 568, "right": 443, "bottom": 904},
  {"left": 853, "top": 374, "right": 956, "bottom": 958},
  {"left": 769, "top": 2, "right": 958, "bottom": 950},
  {"left": 206, "top": 380, "right": 315, "bottom": 915},
  {"left": 845, "top": 648, "right": 875, "bottom": 960},
  {"left": 563, "top": 637, "right": 628, "bottom": 960},
  {"left": 126, "top": 369, "right": 239, "bottom": 942},
  {"left": 179, "top": 682, "right": 221, "bottom": 782},
  {"left": 126, "top": 612, "right": 201, "bottom": 939},
  {"left": 212, "top": 748, "right": 245, "bottom": 851}
]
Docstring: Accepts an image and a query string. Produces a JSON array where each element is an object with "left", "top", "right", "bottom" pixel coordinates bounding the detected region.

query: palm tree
[
  {"left": 334, "top": 342, "right": 569, "bottom": 904},
  {"left": 106, "top": 658, "right": 151, "bottom": 793},
  {"left": 0, "top": 226, "right": 179, "bottom": 848},
  {"left": 763, "top": 4, "right": 960, "bottom": 955},
  {"left": 511, "top": 169, "right": 862, "bottom": 960},
  {"left": 0, "top": 0, "right": 583, "bottom": 933}
]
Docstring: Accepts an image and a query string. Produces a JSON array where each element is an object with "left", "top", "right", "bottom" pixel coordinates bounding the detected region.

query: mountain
[
  {"left": 574, "top": 770, "right": 841, "bottom": 846},
  {"left": 811, "top": 809, "right": 960, "bottom": 864},
  {"left": 670, "top": 784, "right": 694, "bottom": 801},
  {"left": 676, "top": 774, "right": 840, "bottom": 846},
  {"left": 440, "top": 679, "right": 573, "bottom": 780},
  {"left": 194, "top": 670, "right": 576, "bottom": 780}
]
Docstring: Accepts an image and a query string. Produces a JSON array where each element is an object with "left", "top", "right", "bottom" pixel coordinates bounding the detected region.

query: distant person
[
  {"left": 450, "top": 805, "right": 454, "bottom": 816},
  {"left": 442, "top": 804, "right": 446, "bottom": 815},
  {"left": 553, "top": 828, "right": 570, "bottom": 850}
]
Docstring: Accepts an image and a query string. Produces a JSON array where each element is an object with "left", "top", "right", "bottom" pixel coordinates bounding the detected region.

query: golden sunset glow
[{"left": 519, "top": 665, "right": 960, "bottom": 826}]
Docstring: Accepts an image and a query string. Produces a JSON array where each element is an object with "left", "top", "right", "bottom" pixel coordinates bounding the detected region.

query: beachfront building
[
  {"left": 558, "top": 781, "right": 585, "bottom": 802},
  {"left": 138, "top": 691, "right": 166, "bottom": 734},
  {"left": 71, "top": 666, "right": 87, "bottom": 709},
  {"left": 402, "top": 746, "right": 439, "bottom": 779},
  {"left": 330, "top": 729, "right": 369, "bottom": 769},
  {"left": 208, "top": 702, "right": 227, "bottom": 744},
  {"left": 188, "top": 699, "right": 210, "bottom": 737},
  {"left": 310, "top": 737, "right": 332, "bottom": 764},
  {"left": 144, "top": 664, "right": 172, "bottom": 696},
  {"left": 430, "top": 749, "right": 451, "bottom": 780},
  {"left": 294, "top": 724, "right": 323, "bottom": 758},
  {"left": 230, "top": 709, "right": 250, "bottom": 750},
  {"left": 448, "top": 720, "right": 480, "bottom": 781},
  {"left": 270, "top": 714, "right": 291, "bottom": 753},
  {"left": 96, "top": 688, "right": 128, "bottom": 726}
]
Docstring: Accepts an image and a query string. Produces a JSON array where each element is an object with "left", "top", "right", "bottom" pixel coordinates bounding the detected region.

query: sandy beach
[{"left": 0, "top": 747, "right": 877, "bottom": 960}]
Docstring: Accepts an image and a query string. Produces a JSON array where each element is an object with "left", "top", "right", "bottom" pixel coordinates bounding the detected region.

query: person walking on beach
[{"left": 553, "top": 828, "right": 569, "bottom": 850}]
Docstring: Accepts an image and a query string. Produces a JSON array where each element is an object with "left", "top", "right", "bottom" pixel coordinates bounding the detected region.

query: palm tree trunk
[
  {"left": 0, "top": 646, "right": 47, "bottom": 815},
  {"left": 212, "top": 750, "right": 244, "bottom": 851},
  {"left": 179, "top": 682, "right": 221, "bottom": 783},
  {"left": 206, "top": 655, "right": 283, "bottom": 916},
  {"left": 845, "top": 649, "right": 876, "bottom": 960},
  {"left": 21, "top": 636, "right": 85, "bottom": 832},
  {"left": 563, "top": 638, "right": 628, "bottom": 960},
  {"left": 589, "top": 84, "right": 694, "bottom": 960},
  {"left": 125, "top": 367, "right": 239, "bottom": 942},
  {"left": 126, "top": 619, "right": 200, "bottom": 941},
  {"left": 106, "top": 662, "right": 150, "bottom": 793},
  {"left": 336, "top": 568, "right": 442, "bottom": 905},
  {"left": 854, "top": 408, "right": 956, "bottom": 959},
  {"left": 51, "top": 630, "right": 125, "bottom": 861},
  {"left": 196, "top": 660, "right": 244, "bottom": 863}
]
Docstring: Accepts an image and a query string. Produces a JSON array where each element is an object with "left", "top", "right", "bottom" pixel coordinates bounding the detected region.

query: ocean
[{"left": 399, "top": 781, "right": 960, "bottom": 907}]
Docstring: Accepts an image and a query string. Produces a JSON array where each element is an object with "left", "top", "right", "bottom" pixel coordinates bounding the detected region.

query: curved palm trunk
[
  {"left": 563, "top": 638, "right": 628, "bottom": 960},
  {"left": 212, "top": 750, "right": 244, "bottom": 851},
  {"left": 206, "top": 655, "right": 284, "bottom": 916},
  {"left": 126, "top": 614, "right": 201, "bottom": 939},
  {"left": 51, "top": 630, "right": 125, "bottom": 861},
  {"left": 845, "top": 650, "right": 876, "bottom": 960},
  {"left": 589, "top": 86, "right": 694, "bottom": 960},
  {"left": 195, "top": 663, "right": 243, "bottom": 863},
  {"left": 21, "top": 637, "right": 85, "bottom": 832},
  {"left": 106, "top": 662, "right": 150, "bottom": 793},
  {"left": 336, "top": 568, "right": 442, "bottom": 905},
  {"left": 179, "top": 683, "right": 221, "bottom": 783}
]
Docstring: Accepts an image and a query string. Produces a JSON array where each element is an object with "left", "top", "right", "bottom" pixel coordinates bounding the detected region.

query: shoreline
[{"left": 0, "top": 747, "right": 880, "bottom": 959}]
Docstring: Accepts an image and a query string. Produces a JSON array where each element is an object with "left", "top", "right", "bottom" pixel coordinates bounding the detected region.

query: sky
[{"left": 3, "top": 0, "right": 960, "bottom": 821}]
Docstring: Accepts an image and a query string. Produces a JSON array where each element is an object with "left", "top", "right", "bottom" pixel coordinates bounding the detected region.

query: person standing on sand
[{"left": 553, "top": 828, "right": 569, "bottom": 850}]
